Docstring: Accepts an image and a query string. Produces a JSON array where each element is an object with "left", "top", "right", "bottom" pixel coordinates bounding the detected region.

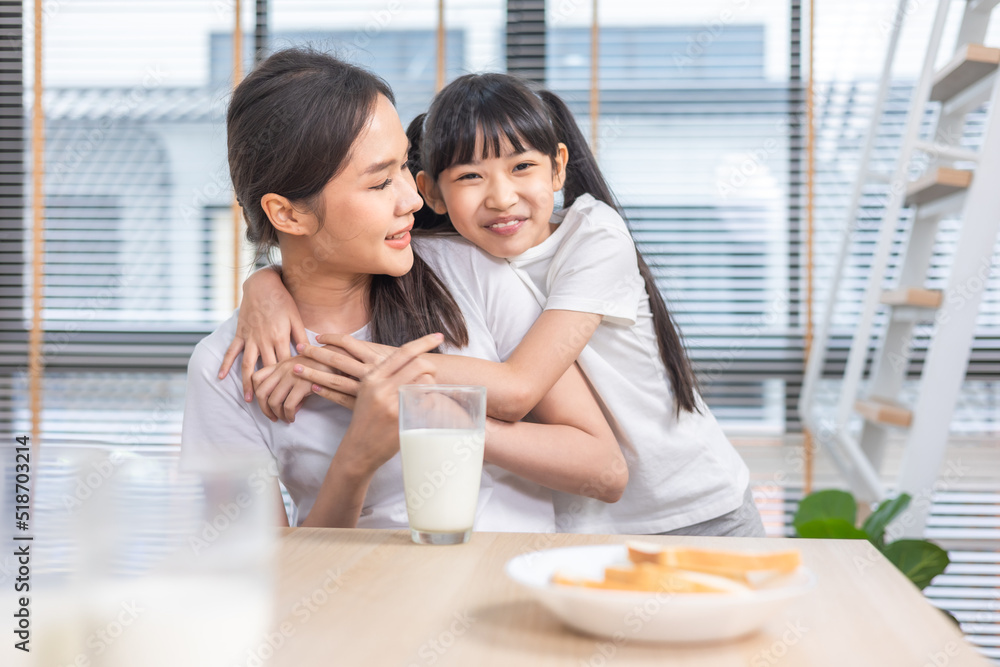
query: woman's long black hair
[
  {"left": 409, "top": 73, "right": 699, "bottom": 415},
  {"left": 227, "top": 48, "right": 467, "bottom": 349}
]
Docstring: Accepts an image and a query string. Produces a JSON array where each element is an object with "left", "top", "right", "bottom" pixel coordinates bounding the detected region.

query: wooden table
[{"left": 271, "top": 529, "right": 990, "bottom": 666}]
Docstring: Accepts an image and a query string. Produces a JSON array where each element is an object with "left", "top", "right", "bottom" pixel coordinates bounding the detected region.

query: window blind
[
  {"left": 548, "top": 0, "right": 797, "bottom": 432},
  {"left": 2, "top": 0, "right": 996, "bottom": 447}
]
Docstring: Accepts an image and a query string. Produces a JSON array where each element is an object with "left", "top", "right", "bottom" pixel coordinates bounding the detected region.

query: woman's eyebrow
[{"left": 362, "top": 158, "right": 397, "bottom": 176}]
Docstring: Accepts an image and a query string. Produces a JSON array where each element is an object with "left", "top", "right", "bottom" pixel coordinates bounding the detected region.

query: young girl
[{"left": 225, "top": 73, "right": 763, "bottom": 537}]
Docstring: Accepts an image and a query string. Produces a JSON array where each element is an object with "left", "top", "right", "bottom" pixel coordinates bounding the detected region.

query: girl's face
[
  {"left": 426, "top": 134, "right": 568, "bottom": 259},
  {"left": 305, "top": 94, "right": 424, "bottom": 279}
]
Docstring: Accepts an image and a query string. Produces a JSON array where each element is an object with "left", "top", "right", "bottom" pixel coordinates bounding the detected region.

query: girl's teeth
[
  {"left": 490, "top": 220, "right": 520, "bottom": 229},
  {"left": 387, "top": 232, "right": 406, "bottom": 240}
]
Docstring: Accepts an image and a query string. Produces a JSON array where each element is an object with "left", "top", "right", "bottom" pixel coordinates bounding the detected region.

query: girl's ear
[
  {"left": 260, "top": 193, "right": 315, "bottom": 237},
  {"left": 552, "top": 142, "right": 569, "bottom": 192},
  {"left": 415, "top": 171, "right": 449, "bottom": 215}
]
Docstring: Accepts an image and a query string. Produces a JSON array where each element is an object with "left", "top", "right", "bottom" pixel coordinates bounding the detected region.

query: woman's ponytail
[{"left": 540, "top": 89, "right": 701, "bottom": 416}]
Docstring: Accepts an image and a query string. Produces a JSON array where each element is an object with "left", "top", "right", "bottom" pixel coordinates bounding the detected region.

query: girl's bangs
[{"left": 442, "top": 104, "right": 551, "bottom": 171}]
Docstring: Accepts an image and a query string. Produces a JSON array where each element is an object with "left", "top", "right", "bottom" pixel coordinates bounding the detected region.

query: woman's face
[{"left": 308, "top": 94, "right": 424, "bottom": 279}]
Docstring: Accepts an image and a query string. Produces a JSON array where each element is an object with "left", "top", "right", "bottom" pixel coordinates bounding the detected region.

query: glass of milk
[
  {"left": 399, "top": 385, "right": 486, "bottom": 545},
  {"left": 30, "top": 447, "right": 276, "bottom": 667}
]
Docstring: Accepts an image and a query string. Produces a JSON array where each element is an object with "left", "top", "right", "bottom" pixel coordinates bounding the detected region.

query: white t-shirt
[
  {"left": 506, "top": 193, "right": 750, "bottom": 534},
  {"left": 181, "top": 236, "right": 554, "bottom": 532}
]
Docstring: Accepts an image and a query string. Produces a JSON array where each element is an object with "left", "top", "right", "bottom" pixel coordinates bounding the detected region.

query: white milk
[
  {"left": 33, "top": 576, "right": 271, "bottom": 667},
  {"left": 400, "top": 428, "right": 485, "bottom": 533}
]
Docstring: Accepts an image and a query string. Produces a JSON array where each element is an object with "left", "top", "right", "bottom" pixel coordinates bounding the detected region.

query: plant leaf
[
  {"left": 793, "top": 489, "right": 857, "bottom": 532},
  {"left": 881, "top": 540, "right": 950, "bottom": 590},
  {"left": 795, "top": 518, "right": 869, "bottom": 540},
  {"left": 861, "top": 493, "right": 912, "bottom": 547}
]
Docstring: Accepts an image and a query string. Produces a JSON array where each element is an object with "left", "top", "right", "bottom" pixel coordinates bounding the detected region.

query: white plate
[{"left": 504, "top": 544, "right": 815, "bottom": 643}]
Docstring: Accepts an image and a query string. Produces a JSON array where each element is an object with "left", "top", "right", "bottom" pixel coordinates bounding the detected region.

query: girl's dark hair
[
  {"left": 227, "top": 48, "right": 466, "bottom": 349},
  {"left": 411, "top": 73, "right": 699, "bottom": 414},
  {"left": 406, "top": 113, "right": 455, "bottom": 234}
]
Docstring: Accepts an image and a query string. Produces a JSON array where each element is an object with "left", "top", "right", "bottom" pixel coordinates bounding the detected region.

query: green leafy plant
[{"left": 792, "top": 489, "right": 949, "bottom": 591}]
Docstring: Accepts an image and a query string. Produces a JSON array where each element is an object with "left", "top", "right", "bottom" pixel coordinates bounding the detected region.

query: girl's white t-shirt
[
  {"left": 506, "top": 194, "right": 750, "bottom": 534},
  {"left": 181, "top": 236, "right": 554, "bottom": 532}
]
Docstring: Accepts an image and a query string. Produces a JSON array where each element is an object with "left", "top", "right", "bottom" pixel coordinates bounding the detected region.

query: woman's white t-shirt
[
  {"left": 181, "top": 236, "right": 554, "bottom": 532},
  {"left": 506, "top": 194, "right": 750, "bottom": 534}
]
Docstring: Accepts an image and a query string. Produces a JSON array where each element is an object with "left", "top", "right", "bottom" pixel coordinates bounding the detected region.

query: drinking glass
[
  {"left": 28, "top": 446, "right": 276, "bottom": 667},
  {"left": 398, "top": 385, "right": 486, "bottom": 545}
]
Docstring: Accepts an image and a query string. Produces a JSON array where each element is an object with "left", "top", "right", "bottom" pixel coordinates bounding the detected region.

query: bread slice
[
  {"left": 553, "top": 563, "right": 751, "bottom": 594},
  {"left": 626, "top": 541, "right": 801, "bottom": 580}
]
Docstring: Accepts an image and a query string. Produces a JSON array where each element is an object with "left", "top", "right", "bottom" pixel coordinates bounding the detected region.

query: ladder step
[
  {"left": 881, "top": 288, "right": 943, "bottom": 309},
  {"left": 855, "top": 397, "right": 913, "bottom": 428},
  {"left": 969, "top": 0, "right": 1000, "bottom": 13},
  {"left": 930, "top": 44, "right": 1000, "bottom": 102},
  {"left": 905, "top": 167, "right": 973, "bottom": 206},
  {"left": 912, "top": 140, "right": 980, "bottom": 164}
]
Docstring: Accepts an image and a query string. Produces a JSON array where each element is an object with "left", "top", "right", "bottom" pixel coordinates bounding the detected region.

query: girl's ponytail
[
  {"left": 537, "top": 90, "right": 617, "bottom": 211},
  {"left": 406, "top": 113, "right": 455, "bottom": 234},
  {"left": 540, "top": 89, "right": 701, "bottom": 416},
  {"left": 405, "top": 113, "right": 426, "bottom": 178}
]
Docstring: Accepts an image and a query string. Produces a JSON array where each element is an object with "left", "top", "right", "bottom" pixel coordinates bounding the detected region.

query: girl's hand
[
  {"left": 251, "top": 355, "right": 331, "bottom": 423},
  {"left": 295, "top": 335, "right": 435, "bottom": 409},
  {"left": 337, "top": 333, "right": 443, "bottom": 473},
  {"left": 217, "top": 266, "right": 308, "bottom": 402}
]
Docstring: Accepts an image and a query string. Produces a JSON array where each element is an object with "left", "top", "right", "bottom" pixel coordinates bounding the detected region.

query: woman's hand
[
  {"left": 251, "top": 355, "right": 331, "bottom": 423},
  {"left": 217, "top": 266, "right": 308, "bottom": 402},
  {"left": 298, "top": 333, "right": 443, "bottom": 529},
  {"left": 314, "top": 333, "right": 395, "bottom": 366},
  {"left": 293, "top": 334, "right": 432, "bottom": 408},
  {"left": 335, "top": 333, "right": 442, "bottom": 472}
]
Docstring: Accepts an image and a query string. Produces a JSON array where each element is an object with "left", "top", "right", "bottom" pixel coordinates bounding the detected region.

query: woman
[{"left": 181, "top": 49, "right": 625, "bottom": 529}]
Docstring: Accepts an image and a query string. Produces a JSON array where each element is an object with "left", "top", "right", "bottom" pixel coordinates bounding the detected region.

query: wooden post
[
  {"left": 436, "top": 0, "right": 445, "bottom": 92},
  {"left": 590, "top": 0, "right": 599, "bottom": 157},
  {"left": 232, "top": 0, "right": 243, "bottom": 309},
  {"left": 803, "top": 0, "right": 816, "bottom": 494},
  {"left": 29, "top": 0, "right": 45, "bottom": 449}
]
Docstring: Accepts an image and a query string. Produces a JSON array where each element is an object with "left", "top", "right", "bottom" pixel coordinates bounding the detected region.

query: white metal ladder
[{"left": 799, "top": 0, "right": 1000, "bottom": 534}]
